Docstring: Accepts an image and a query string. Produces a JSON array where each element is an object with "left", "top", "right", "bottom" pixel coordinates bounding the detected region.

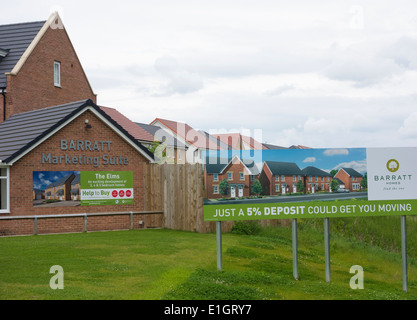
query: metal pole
[
  {"left": 292, "top": 219, "right": 299, "bottom": 280},
  {"left": 324, "top": 218, "right": 331, "bottom": 282},
  {"left": 401, "top": 215, "right": 408, "bottom": 293},
  {"left": 84, "top": 214, "right": 87, "bottom": 233},
  {"left": 216, "top": 221, "right": 223, "bottom": 271},
  {"left": 34, "top": 216, "right": 38, "bottom": 235}
]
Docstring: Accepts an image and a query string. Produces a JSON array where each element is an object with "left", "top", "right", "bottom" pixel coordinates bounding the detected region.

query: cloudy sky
[{"left": 4, "top": 0, "right": 417, "bottom": 148}]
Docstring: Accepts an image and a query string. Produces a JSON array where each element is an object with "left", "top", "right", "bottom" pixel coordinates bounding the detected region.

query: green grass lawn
[{"left": 0, "top": 217, "right": 416, "bottom": 300}]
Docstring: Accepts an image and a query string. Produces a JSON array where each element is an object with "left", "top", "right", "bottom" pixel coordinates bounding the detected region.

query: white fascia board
[{"left": 10, "top": 12, "right": 61, "bottom": 76}]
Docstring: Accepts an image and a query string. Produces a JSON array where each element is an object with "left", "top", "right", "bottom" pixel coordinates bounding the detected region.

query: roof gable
[
  {"left": 0, "top": 99, "right": 154, "bottom": 164},
  {"left": 150, "top": 117, "right": 226, "bottom": 150},
  {"left": 0, "top": 20, "right": 45, "bottom": 87},
  {"left": 204, "top": 155, "right": 259, "bottom": 175},
  {"left": 264, "top": 161, "right": 302, "bottom": 175},
  {"left": 339, "top": 167, "right": 363, "bottom": 177},
  {"left": 301, "top": 166, "right": 332, "bottom": 177}
]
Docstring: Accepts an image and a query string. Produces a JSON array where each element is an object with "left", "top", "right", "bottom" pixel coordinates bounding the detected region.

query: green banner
[
  {"left": 203, "top": 199, "right": 417, "bottom": 221},
  {"left": 80, "top": 171, "right": 133, "bottom": 206}
]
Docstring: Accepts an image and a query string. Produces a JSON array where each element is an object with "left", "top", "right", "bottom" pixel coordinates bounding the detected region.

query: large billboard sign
[{"left": 203, "top": 147, "right": 417, "bottom": 221}]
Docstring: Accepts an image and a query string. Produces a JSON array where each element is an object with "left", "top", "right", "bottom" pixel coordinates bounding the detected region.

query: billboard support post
[
  {"left": 292, "top": 219, "right": 299, "bottom": 280},
  {"left": 216, "top": 221, "right": 222, "bottom": 271},
  {"left": 401, "top": 215, "right": 408, "bottom": 293},
  {"left": 324, "top": 218, "right": 331, "bottom": 282}
]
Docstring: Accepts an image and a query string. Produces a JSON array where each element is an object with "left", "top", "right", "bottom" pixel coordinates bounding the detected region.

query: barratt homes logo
[
  {"left": 374, "top": 158, "right": 412, "bottom": 184},
  {"left": 387, "top": 159, "right": 399, "bottom": 173},
  {"left": 366, "top": 147, "right": 417, "bottom": 201}
]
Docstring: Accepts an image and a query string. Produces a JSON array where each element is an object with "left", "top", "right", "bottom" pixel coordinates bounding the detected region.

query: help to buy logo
[{"left": 112, "top": 189, "right": 133, "bottom": 198}]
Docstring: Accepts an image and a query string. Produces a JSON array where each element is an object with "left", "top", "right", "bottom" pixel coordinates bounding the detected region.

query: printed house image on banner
[
  {"left": 260, "top": 161, "right": 303, "bottom": 195},
  {"left": 71, "top": 174, "right": 80, "bottom": 201},
  {"left": 204, "top": 155, "right": 260, "bottom": 199},
  {"left": 44, "top": 173, "right": 75, "bottom": 201},
  {"left": 334, "top": 168, "right": 363, "bottom": 191},
  {"left": 301, "top": 166, "right": 333, "bottom": 192}
]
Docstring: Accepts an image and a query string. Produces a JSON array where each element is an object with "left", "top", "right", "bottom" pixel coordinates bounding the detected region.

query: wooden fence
[{"left": 144, "top": 163, "right": 283, "bottom": 233}]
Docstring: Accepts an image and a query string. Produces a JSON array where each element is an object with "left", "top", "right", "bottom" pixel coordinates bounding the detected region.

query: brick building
[
  {"left": 259, "top": 161, "right": 304, "bottom": 195},
  {"left": 301, "top": 166, "right": 333, "bottom": 192},
  {"left": 0, "top": 100, "right": 155, "bottom": 236},
  {"left": 0, "top": 12, "right": 96, "bottom": 122},
  {"left": 204, "top": 156, "right": 259, "bottom": 199},
  {"left": 334, "top": 168, "right": 363, "bottom": 191}
]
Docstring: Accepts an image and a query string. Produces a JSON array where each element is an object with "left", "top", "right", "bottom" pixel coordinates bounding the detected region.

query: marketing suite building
[{"left": 0, "top": 99, "right": 156, "bottom": 236}]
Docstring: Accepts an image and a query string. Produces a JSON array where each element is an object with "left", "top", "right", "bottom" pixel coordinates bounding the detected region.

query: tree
[
  {"left": 331, "top": 179, "right": 340, "bottom": 192},
  {"left": 251, "top": 179, "right": 263, "bottom": 196},
  {"left": 360, "top": 172, "right": 367, "bottom": 189},
  {"left": 219, "top": 179, "right": 229, "bottom": 197},
  {"left": 330, "top": 169, "right": 338, "bottom": 177},
  {"left": 296, "top": 180, "right": 305, "bottom": 193}
]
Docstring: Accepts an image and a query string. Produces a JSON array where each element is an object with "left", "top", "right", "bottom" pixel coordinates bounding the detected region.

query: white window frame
[
  {"left": 213, "top": 173, "right": 218, "bottom": 182},
  {"left": 213, "top": 185, "right": 219, "bottom": 194},
  {"left": 227, "top": 172, "right": 233, "bottom": 181},
  {"left": 240, "top": 172, "right": 245, "bottom": 181},
  {"left": 0, "top": 167, "right": 10, "bottom": 213},
  {"left": 54, "top": 61, "right": 61, "bottom": 87}
]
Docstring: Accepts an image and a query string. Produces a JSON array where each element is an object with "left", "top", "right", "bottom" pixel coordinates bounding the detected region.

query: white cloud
[
  {"left": 3, "top": 1, "right": 417, "bottom": 149},
  {"left": 153, "top": 56, "right": 204, "bottom": 96},
  {"left": 303, "top": 157, "right": 316, "bottom": 163},
  {"left": 323, "top": 149, "right": 349, "bottom": 156},
  {"left": 333, "top": 160, "right": 367, "bottom": 174},
  {"left": 399, "top": 112, "right": 417, "bottom": 138}
]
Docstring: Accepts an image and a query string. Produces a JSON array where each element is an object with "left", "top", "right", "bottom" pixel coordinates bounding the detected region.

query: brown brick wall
[
  {"left": 4, "top": 25, "right": 96, "bottom": 120},
  {"left": 205, "top": 160, "right": 252, "bottom": 199},
  {"left": 335, "top": 169, "right": 362, "bottom": 191},
  {"left": 0, "top": 109, "right": 152, "bottom": 235}
]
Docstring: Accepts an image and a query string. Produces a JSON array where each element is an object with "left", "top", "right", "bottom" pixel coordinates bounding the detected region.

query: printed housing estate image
[
  {"left": 203, "top": 148, "right": 366, "bottom": 200},
  {"left": 33, "top": 171, "right": 81, "bottom": 207}
]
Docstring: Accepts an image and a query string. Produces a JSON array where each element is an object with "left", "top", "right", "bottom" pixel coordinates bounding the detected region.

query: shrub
[{"left": 231, "top": 221, "right": 262, "bottom": 235}]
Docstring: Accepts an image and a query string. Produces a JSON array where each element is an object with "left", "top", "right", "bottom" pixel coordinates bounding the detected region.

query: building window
[
  {"left": 275, "top": 184, "right": 280, "bottom": 192},
  {"left": 275, "top": 175, "right": 279, "bottom": 182},
  {"left": 250, "top": 175, "right": 255, "bottom": 182},
  {"left": 293, "top": 175, "right": 296, "bottom": 182},
  {"left": 54, "top": 61, "right": 61, "bottom": 87},
  {"left": 0, "top": 167, "right": 9, "bottom": 212},
  {"left": 227, "top": 172, "right": 233, "bottom": 180},
  {"left": 213, "top": 185, "right": 219, "bottom": 194},
  {"left": 240, "top": 172, "right": 244, "bottom": 181},
  {"left": 213, "top": 173, "right": 218, "bottom": 182},
  {"left": 281, "top": 175, "right": 285, "bottom": 181}
]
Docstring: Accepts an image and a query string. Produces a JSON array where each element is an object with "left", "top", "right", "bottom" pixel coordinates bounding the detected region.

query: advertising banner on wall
[
  {"left": 32, "top": 171, "right": 133, "bottom": 207},
  {"left": 203, "top": 147, "right": 417, "bottom": 221},
  {"left": 80, "top": 171, "right": 134, "bottom": 206}
]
